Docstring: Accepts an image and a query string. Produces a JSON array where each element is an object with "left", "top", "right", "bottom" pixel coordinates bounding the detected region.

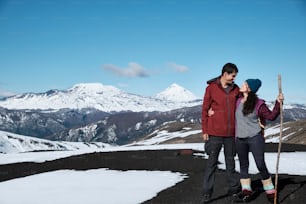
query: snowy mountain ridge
[
  {"left": 0, "top": 130, "right": 111, "bottom": 154},
  {"left": 0, "top": 83, "right": 201, "bottom": 112}
]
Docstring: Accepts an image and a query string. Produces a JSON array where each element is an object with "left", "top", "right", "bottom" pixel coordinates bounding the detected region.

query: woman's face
[{"left": 240, "top": 82, "right": 250, "bottom": 93}]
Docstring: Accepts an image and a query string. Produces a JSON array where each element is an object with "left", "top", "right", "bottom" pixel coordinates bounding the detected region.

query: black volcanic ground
[{"left": 0, "top": 143, "right": 306, "bottom": 204}]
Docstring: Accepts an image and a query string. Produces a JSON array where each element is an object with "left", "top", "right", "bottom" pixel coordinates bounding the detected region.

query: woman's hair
[{"left": 243, "top": 92, "right": 258, "bottom": 115}]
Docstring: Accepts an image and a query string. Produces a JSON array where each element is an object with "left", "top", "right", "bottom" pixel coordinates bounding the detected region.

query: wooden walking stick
[{"left": 274, "top": 74, "right": 283, "bottom": 204}]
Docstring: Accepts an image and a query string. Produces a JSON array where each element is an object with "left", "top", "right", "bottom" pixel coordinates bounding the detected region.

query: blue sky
[{"left": 1, "top": 0, "right": 306, "bottom": 103}]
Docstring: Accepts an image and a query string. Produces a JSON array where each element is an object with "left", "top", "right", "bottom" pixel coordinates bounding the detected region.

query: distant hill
[
  {"left": 1, "top": 118, "right": 306, "bottom": 154},
  {"left": 265, "top": 119, "right": 306, "bottom": 145},
  {"left": 132, "top": 119, "right": 306, "bottom": 146}
]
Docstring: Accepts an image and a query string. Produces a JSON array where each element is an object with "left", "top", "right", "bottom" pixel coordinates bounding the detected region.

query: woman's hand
[{"left": 277, "top": 93, "right": 284, "bottom": 103}]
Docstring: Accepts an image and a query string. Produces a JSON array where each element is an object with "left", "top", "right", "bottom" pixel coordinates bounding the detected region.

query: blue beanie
[{"left": 246, "top": 79, "right": 261, "bottom": 93}]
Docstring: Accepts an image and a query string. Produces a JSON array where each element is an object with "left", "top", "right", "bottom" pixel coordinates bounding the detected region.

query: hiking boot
[
  {"left": 266, "top": 191, "right": 276, "bottom": 203},
  {"left": 232, "top": 189, "right": 253, "bottom": 203},
  {"left": 201, "top": 194, "right": 211, "bottom": 203},
  {"left": 262, "top": 177, "right": 276, "bottom": 203}
]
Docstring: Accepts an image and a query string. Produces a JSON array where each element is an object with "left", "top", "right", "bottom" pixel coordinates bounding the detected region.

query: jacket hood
[{"left": 206, "top": 76, "right": 220, "bottom": 84}]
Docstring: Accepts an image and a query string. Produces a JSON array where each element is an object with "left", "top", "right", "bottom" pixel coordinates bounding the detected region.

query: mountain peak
[
  {"left": 72, "top": 83, "right": 105, "bottom": 89},
  {"left": 156, "top": 83, "right": 199, "bottom": 102},
  {"left": 69, "top": 83, "right": 121, "bottom": 94},
  {"left": 169, "top": 83, "right": 181, "bottom": 88}
]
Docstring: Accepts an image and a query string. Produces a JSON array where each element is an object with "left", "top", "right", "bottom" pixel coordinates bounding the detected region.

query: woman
[{"left": 234, "top": 78, "right": 284, "bottom": 202}]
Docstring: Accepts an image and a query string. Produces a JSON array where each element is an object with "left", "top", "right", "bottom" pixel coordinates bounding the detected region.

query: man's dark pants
[{"left": 203, "top": 135, "right": 240, "bottom": 195}]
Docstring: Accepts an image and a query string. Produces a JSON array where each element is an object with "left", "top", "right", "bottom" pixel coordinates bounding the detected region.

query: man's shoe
[{"left": 202, "top": 194, "right": 211, "bottom": 203}]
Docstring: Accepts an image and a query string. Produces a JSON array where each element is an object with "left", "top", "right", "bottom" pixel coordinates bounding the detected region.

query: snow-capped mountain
[
  {"left": 155, "top": 83, "right": 199, "bottom": 102},
  {"left": 0, "top": 83, "right": 201, "bottom": 112},
  {"left": 0, "top": 130, "right": 110, "bottom": 154},
  {"left": 0, "top": 82, "right": 306, "bottom": 146}
]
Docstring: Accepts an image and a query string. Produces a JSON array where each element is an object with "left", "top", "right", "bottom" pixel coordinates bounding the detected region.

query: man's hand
[
  {"left": 202, "top": 134, "right": 209, "bottom": 142},
  {"left": 208, "top": 108, "right": 214, "bottom": 116}
]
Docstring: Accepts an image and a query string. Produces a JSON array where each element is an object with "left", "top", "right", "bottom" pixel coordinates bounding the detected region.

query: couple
[{"left": 201, "top": 63, "right": 284, "bottom": 203}]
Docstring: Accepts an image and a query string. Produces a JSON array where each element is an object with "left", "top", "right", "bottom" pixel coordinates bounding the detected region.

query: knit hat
[{"left": 246, "top": 79, "right": 261, "bottom": 93}]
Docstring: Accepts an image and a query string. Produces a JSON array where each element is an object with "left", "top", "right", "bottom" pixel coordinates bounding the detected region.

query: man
[{"left": 201, "top": 62, "right": 240, "bottom": 203}]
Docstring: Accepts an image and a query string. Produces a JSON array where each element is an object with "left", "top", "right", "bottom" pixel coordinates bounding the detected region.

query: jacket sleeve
[
  {"left": 258, "top": 100, "right": 280, "bottom": 121},
  {"left": 201, "top": 86, "right": 211, "bottom": 134}
]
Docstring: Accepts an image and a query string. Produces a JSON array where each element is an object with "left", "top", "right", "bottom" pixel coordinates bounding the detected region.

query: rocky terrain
[{"left": 1, "top": 105, "right": 306, "bottom": 145}]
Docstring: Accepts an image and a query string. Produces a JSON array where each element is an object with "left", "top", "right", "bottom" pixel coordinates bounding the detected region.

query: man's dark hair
[{"left": 222, "top": 63, "right": 238, "bottom": 75}]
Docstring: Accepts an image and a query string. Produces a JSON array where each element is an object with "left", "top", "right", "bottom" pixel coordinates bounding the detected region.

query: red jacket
[{"left": 202, "top": 77, "right": 240, "bottom": 137}]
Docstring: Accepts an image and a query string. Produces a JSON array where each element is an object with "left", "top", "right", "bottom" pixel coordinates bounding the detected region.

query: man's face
[{"left": 224, "top": 72, "right": 237, "bottom": 85}]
